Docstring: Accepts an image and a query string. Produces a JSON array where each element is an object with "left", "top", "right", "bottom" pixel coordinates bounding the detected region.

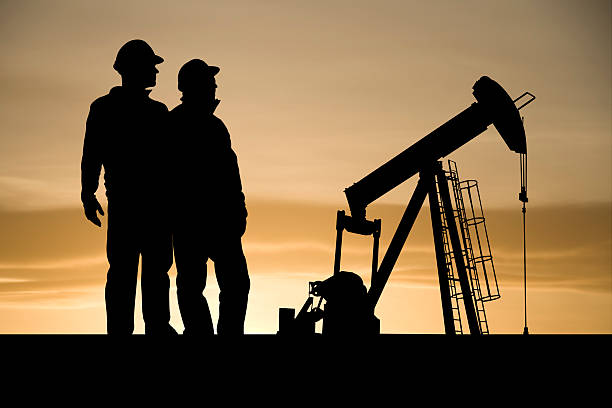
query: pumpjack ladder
[
  {"left": 433, "top": 160, "right": 500, "bottom": 334},
  {"left": 434, "top": 179, "right": 464, "bottom": 333}
]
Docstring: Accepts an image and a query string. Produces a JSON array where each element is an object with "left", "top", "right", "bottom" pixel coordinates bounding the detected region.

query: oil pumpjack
[{"left": 278, "top": 76, "right": 535, "bottom": 335}]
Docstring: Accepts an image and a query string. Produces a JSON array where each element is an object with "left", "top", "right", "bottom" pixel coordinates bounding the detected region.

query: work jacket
[
  {"left": 81, "top": 86, "right": 169, "bottom": 207},
  {"left": 169, "top": 101, "right": 247, "bottom": 231}
]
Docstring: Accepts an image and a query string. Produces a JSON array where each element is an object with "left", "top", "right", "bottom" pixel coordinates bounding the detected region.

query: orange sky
[
  {"left": 0, "top": 1, "right": 610, "bottom": 333},
  {"left": 0, "top": 200, "right": 609, "bottom": 334}
]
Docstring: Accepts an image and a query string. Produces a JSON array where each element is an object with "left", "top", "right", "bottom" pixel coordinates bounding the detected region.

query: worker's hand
[{"left": 83, "top": 197, "right": 105, "bottom": 227}]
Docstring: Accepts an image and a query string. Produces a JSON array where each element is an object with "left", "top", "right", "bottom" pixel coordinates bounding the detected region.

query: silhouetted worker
[
  {"left": 81, "top": 39, "right": 177, "bottom": 335},
  {"left": 170, "top": 59, "right": 250, "bottom": 335}
]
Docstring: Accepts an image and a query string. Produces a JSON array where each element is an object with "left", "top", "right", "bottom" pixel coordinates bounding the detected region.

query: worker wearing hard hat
[
  {"left": 81, "top": 39, "right": 177, "bottom": 335},
  {"left": 169, "top": 59, "right": 250, "bottom": 335}
]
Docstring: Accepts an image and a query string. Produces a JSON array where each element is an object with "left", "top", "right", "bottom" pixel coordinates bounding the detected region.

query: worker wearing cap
[
  {"left": 81, "top": 39, "right": 176, "bottom": 335},
  {"left": 170, "top": 59, "right": 249, "bottom": 335}
]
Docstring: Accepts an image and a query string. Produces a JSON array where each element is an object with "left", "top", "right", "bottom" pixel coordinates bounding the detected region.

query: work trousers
[
  {"left": 173, "top": 226, "right": 250, "bottom": 335},
  {"left": 105, "top": 201, "right": 173, "bottom": 334}
]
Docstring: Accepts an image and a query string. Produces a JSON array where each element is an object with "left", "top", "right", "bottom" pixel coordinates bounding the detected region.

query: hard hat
[
  {"left": 178, "top": 59, "right": 220, "bottom": 92},
  {"left": 113, "top": 39, "right": 164, "bottom": 73}
]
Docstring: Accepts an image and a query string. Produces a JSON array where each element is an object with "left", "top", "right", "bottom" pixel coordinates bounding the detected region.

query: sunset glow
[{"left": 0, "top": 0, "right": 610, "bottom": 334}]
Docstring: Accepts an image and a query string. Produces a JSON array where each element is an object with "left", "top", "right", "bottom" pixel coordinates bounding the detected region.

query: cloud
[
  {"left": 0, "top": 175, "right": 78, "bottom": 211},
  {"left": 0, "top": 287, "right": 102, "bottom": 309},
  {"left": 0, "top": 201, "right": 609, "bottom": 306},
  {"left": 0, "top": 255, "right": 106, "bottom": 271},
  {"left": 0, "top": 278, "right": 30, "bottom": 283}
]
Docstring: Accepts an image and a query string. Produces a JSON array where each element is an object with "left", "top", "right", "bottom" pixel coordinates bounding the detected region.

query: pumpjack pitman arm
[{"left": 344, "top": 76, "right": 528, "bottom": 220}]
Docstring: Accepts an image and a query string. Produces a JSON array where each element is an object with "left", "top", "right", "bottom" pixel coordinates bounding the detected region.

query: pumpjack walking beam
[{"left": 344, "top": 76, "right": 529, "bottom": 222}]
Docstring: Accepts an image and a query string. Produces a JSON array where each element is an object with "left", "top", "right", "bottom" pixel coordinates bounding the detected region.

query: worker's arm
[
  {"left": 218, "top": 118, "right": 247, "bottom": 236},
  {"left": 80, "top": 102, "right": 105, "bottom": 227},
  {"left": 228, "top": 148, "right": 247, "bottom": 214},
  {"left": 226, "top": 144, "right": 247, "bottom": 237}
]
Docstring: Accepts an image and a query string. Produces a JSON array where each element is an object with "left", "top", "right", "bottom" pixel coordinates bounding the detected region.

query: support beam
[
  {"left": 436, "top": 167, "right": 481, "bottom": 335},
  {"left": 367, "top": 176, "right": 428, "bottom": 312},
  {"left": 371, "top": 219, "right": 381, "bottom": 282},
  {"left": 333, "top": 210, "right": 344, "bottom": 275},
  {"left": 426, "top": 167, "right": 456, "bottom": 335}
]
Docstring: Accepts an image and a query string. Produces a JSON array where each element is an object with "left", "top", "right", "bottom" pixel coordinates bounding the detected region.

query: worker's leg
[
  {"left": 211, "top": 237, "right": 250, "bottom": 335},
  {"left": 105, "top": 203, "right": 140, "bottom": 335},
  {"left": 174, "top": 229, "right": 214, "bottom": 335},
  {"left": 141, "top": 221, "right": 176, "bottom": 335}
]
